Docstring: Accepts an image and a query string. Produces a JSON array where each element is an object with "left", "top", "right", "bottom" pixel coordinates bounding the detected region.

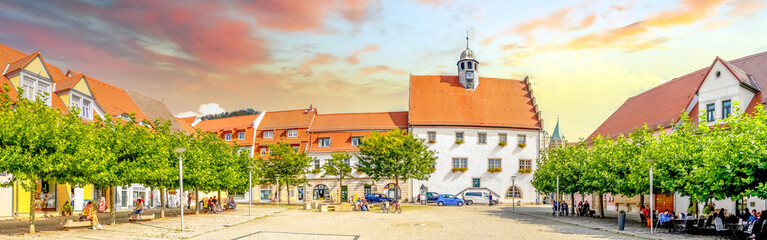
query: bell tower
[{"left": 458, "top": 32, "right": 479, "bottom": 90}]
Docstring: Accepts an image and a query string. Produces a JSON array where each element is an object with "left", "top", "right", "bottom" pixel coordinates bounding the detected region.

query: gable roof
[
  {"left": 194, "top": 114, "right": 259, "bottom": 132},
  {"left": 409, "top": 75, "right": 542, "bottom": 129},
  {"left": 125, "top": 90, "right": 186, "bottom": 132},
  {"left": 175, "top": 117, "right": 197, "bottom": 134},
  {"left": 83, "top": 75, "right": 149, "bottom": 122},
  {"left": 54, "top": 74, "right": 84, "bottom": 93},
  {"left": 178, "top": 116, "right": 197, "bottom": 125},
  {"left": 709, "top": 57, "right": 760, "bottom": 92},
  {"left": 589, "top": 50, "right": 767, "bottom": 140},
  {"left": 4, "top": 52, "right": 40, "bottom": 74},
  {"left": 257, "top": 109, "right": 316, "bottom": 130},
  {"left": 309, "top": 111, "right": 408, "bottom": 132}
]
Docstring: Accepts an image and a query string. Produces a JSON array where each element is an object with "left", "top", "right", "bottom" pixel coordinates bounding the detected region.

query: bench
[
  {"left": 63, "top": 219, "right": 92, "bottom": 230},
  {"left": 129, "top": 213, "right": 155, "bottom": 222}
]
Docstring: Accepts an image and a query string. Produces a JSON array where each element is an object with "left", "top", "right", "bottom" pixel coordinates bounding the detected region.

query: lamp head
[{"left": 173, "top": 148, "right": 187, "bottom": 153}]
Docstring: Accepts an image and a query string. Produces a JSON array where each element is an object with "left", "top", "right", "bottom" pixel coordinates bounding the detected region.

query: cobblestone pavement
[{"left": 1, "top": 203, "right": 720, "bottom": 240}]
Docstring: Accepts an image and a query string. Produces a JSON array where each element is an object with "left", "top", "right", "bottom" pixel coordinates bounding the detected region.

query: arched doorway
[
  {"left": 313, "top": 184, "right": 329, "bottom": 200},
  {"left": 506, "top": 185, "right": 522, "bottom": 199},
  {"left": 384, "top": 183, "right": 401, "bottom": 200}
]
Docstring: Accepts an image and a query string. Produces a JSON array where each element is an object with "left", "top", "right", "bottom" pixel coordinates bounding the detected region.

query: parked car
[
  {"left": 436, "top": 194, "right": 465, "bottom": 206},
  {"left": 419, "top": 192, "right": 440, "bottom": 204},
  {"left": 463, "top": 191, "right": 498, "bottom": 205},
  {"left": 365, "top": 193, "right": 394, "bottom": 203}
]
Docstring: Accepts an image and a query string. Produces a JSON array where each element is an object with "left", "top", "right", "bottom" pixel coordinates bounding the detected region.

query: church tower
[{"left": 457, "top": 34, "right": 479, "bottom": 90}]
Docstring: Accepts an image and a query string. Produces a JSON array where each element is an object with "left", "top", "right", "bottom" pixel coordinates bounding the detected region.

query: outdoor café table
[
  {"left": 725, "top": 223, "right": 745, "bottom": 240},
  {"left": 671, "top": 219, "right": 687, "bottom": 233}
]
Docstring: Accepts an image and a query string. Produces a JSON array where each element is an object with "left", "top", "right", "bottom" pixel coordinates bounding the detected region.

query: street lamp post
[
  {"left": 247, "top": 166, "right": 254, "bottom": 216},
  {"left": 556, "top": 176, "right": 560, "bottom": 218},
  {"left": 173, "top": 148, "right": 187, "bottom": 231},
  {"left": 650, "top": 164, "right": 654, "bottom": 234},
  {"left": 511, "top": 176, "right": 517, "bottom": 211}
]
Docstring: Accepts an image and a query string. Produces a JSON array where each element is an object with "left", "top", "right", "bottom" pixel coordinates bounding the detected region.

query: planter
[
  {"left": 356, "top": 170, "right": 364, "bottom": 175},
  {"left": 455, "top": 140, "right": 464, "bottom": 144},
  {"left": 488, "top": 168, "right": 502, "bottom": 173},
  {"left": 618, "top": 212, "right": 626, "bottom": 230},
  {"left": 498, "top": 142, "right": 507, "bottom": 147},
  {"left": 451, "top": 167, "right": 468, "bottom": 173},
  {"left": 430, "top": 168, "right": 436, "bottom": 173},
  {"left": 518, "top": 168, "right": 532, "bottom": 174},
  {"left": 311, "top": 169, "right": 321, "bottom": 174},
  {"left": 518, "top": 143, "right": 527, "bottom": 148},
  {"left": 428, "top": 140, "right": 436, "bottom": 144}
]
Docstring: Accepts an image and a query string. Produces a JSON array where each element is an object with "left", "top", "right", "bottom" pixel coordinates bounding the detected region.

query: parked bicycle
[{"left": 387, "top": 199, "right": 402, "bottom": 214}]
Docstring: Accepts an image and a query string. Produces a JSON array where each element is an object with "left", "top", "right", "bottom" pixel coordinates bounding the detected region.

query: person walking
[{"left": 488, "top": 193, "right": 494, "bottom": 207}]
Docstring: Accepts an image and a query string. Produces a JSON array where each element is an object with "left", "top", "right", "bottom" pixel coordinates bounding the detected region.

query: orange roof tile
[
  {"left": 83, "top": 75, "right": 149, "bottom": 122},
  {"left": 175, "top": 117, "right": 197, "bottom": 134},
  {"left": 0, "top": 43, "right": 26, "bottom": 65},
  {"left": 0, "top": 75, "right": 18, "bottom": 102},
  {"left": 178, "top": 116, "right": 197, "bottom": 125},
  {"left": 195, "top": 114, "right": 259, "bottom": 132},
  {"left": 51, "top": 93, "right": 70, "bottom": 115},
  {"left": 409, "top": 75, "right": 541, "bottom": 129},
  {"left": 258, "top": 109, "right": 316, "bottom": 130},
  {"left": 54, "top": 74, "right": 84, "bottom": 93},
  {"left": 4, "top": 52, "right": 39, "bottom": 74},
  {"left": 309, "top": 111, "right": 408, "bottom": 132},
  {"left": 46, "top": 63, "right": 67, "bottom": 81}
]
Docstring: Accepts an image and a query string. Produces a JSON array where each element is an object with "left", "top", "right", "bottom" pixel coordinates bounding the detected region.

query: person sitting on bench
[
  {"left": 83, "top": 201, "right": 102, "bottom": 230},
  {"left": 227, "top": 197, "right": 236, "bottom": 210},
  {"left": 131, "top": 199, "right": 144, "bottom": 215}
]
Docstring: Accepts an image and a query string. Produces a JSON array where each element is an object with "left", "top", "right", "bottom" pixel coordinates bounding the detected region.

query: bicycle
[{"left": 387, "top": 199, "right": 402, "bottom": 214}]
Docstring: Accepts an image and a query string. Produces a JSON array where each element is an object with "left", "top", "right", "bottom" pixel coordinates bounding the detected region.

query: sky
[{"left": 1, "top": 0, "right": 766, "bottom": 140}]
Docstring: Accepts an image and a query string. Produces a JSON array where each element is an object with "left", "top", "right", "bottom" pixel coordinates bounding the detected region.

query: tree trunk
[
  {"left": 639, "top": 194, "right": 645, "bottom": 212},
  {"left": 110, "top": 185, "right": 116, "bottom": 225},
  {"left": 194, "top": 188, "right": 199, "bottom": 214},
  {"left": 217, "top": 190, "right": 221, "bottom": 208},
  {"left": 571, "top": 194, "right": 576, "bottom": 215},
  {"left": 339, "top": 177, "right": 343, "bottom": 203},
  {"left": 29, "top": 181, "right": 35, "bottom": 234},
  {"left": 395, "top": 177, "right": 399, "bottom": 200},
  {"left": 286, "top": 183, "right": 291, "bottom": 205},
  {"left": 160, "top": 188, "right": 165, "bottom": 219},
  {"left": 597, "top": 193, "right": 605, "bottom": 218}
]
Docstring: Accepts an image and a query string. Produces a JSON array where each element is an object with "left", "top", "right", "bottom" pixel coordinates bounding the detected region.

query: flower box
[
  {"left": 428, "top": 140, "right": 436, "bottom": 144},
  {"left": 518, "top": 168, "right": 532, "bottom": 174},
  {"left": 488, "top": 168, "right": 502, "bottom": 173},
  {"left": 498, "top": 142, "right": 507, "bottom": 147},
  {"left": 311, "top": 169, "right": 321, "bottom": 174},
  {"left": 451, "top": 167, "right": 468, "bottom": 173},
  {"left": 430, "top": 167, "right": 436, "bottom": 173},
  {"left": 455, "top": 140, "right": 464, "bottom": 144},
  {"left": 518, "top": 143, "right": 527, "bottom": 148}
]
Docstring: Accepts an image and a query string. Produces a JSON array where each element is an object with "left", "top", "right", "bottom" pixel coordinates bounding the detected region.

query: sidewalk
[
  {"left": 508, "top": 205, "right": 716, "bottom": 240},
  {"left": 0, "top": 204, "right": 292, "bottom": 239}
]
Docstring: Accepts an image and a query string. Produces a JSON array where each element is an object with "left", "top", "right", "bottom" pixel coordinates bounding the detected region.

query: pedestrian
[
  {"left": 83, "top": 201, "right": 102, "bottom": 230},
  {"left": 487, "top": 193, "right": 493, "bottom": 207},
  {"left": 187, "top": 192, "right": 193, "bottom": 209}
]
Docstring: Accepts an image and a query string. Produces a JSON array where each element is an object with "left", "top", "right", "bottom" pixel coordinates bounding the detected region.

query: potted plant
[
  {"left": 61, "top": 201, "right": 73, "bottom": 216},
  {"left": 498, "top": 142, "right": 507, "bottom": 147},
  {"left": 518, "top": 168, "right": 532, "bottom": 174},
  {"left": 518, "top": 143, "right": 527, "bottom": 148},
  {"left": 430, "top": 167, "right": 436, "bottom": 173},
  {"left": 455, "top": 139, "right": 464, "bottom": 144},
  {"left": 488, "top": 168, "right": 502, "bottom": 173}
]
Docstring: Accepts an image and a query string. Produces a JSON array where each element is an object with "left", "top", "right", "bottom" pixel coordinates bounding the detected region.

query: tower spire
[{"left": 466, "top": 30, "right": 469, "bottom": 49}]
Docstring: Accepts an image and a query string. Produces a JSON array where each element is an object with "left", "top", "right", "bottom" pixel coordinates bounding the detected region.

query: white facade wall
[
  {"left": 0, "top": 173, "right": 12, "bottom": 218},
  {"left": 411, "top": 126, "right": 541, "bottom": 203},
  {"left": 698, "top": 60, "right": 756, "bottom": 124}
]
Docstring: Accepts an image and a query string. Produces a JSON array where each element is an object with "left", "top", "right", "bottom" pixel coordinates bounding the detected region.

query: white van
[{"left": 463, "top": 191, "right": 497, "bottom": 205}]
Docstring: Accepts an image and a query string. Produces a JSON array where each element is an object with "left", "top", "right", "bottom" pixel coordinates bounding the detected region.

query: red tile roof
[
  {"left": 175, "top": 117, "right": 197, "bottom": 134},
  {"left": 409, "top": 75, "right": 541, "bottom": 129},
  {"left": 83, "top": 75, "right": 150, "bottom": 122},
  {"left": 52, "top": 93, "right": 70, "bottom": 115},
  {"left": 46, "top": 63, "right": 67, "bottom": 81},
  {"left": 178, "top": 116, "right": 197, "bottom": 125},
  {"left": 4, "top": 52, "right": 39, "bottom": 74},
  {"left": 257, "top": 109, "right": 316, "bottom": 130},
  {"left": 309, "top": 111, "right": 408, "bottom": 132},
  {"left": 589, "top": 50, "right": 767, "bottom": 140},
  {"left": 0, "top": 43, "right": 26, "bottom": 65},
  {"left": 194, "top": 114, "right": 259, "bottom": 132},
  {"left": 54, "top": 74, "right": 84, "bottom": 93}
]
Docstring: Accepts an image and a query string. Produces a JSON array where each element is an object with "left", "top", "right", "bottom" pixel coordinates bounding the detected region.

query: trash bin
[{"left": 618, "top": 212, "right": 626, "bottom": 230}]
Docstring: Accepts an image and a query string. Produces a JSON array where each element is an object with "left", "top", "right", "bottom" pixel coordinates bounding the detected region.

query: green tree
[
  {"left": 322, "top": 152, "right": 353, "bottom": 203},
  {"left": 357, "top": 129, "right": 436, "bottom": 200},
  {"left": 259, "top": 143, "right": 313, "bottom": 204}
]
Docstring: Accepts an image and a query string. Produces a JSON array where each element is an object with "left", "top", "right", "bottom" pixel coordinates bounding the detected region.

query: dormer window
[
  {"left": 20, "top": 75, "right": 52, "bottom": 106},
  {"left": 264, "top": 131, "right": 273, "bottom": 139},
  {"left": 70, "top": 95, "right": 93, "bottom": 120},
  {"left": 225, "top": 133, "right": 232, "bottom": 141}
]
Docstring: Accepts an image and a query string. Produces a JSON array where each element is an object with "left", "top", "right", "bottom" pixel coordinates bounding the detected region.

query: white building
[{"left": 409, "top": 45, "right": 544, "bottom": 204}]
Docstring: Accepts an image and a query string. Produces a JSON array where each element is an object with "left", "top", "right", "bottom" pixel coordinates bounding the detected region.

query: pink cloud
[
  {"left": 241, "top": 0, "right": 376, "bottom": 32},
  {"left": 345, "top": 45, "right": 380, "bottom": 64}
]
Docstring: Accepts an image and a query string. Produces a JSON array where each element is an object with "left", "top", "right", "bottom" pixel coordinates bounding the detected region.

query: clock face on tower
[{"left": 466, "top": 71, "right": 474, "bottom": 79}]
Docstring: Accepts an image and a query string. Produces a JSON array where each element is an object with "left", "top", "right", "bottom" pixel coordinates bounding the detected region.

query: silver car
[{"left": 463, "top": 191, "right": 497, "bottom": 205}]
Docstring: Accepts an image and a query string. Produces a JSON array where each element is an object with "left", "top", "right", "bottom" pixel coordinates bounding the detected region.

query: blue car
[
  {"left": 365, "top": 193, "right": 394, "bottom": 203},
  {"left": 436, "top": 194, "right": 464, "bottom": 206}
]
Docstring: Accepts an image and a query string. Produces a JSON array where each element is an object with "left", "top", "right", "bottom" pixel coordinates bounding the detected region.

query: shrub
[
  {"left": 61, "top": 201, "right": 73, "bottom": 216},
  {"left": 311, "top": 169, "right": 321, "bottom": 174}
]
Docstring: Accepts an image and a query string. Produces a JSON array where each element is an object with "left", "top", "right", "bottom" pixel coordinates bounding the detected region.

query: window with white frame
[
  {"left": 292, "top": 145, "right": 299, "bottom": 152},
  {"left": 314, "top": 159, "right": 321, "bottom": 169},
  {"left": 288, "top": 129, "right": 298, "bottom": 137},
  {"left": 452, "top": 158, "right": 468, "bottom": 168},
  {"left": 455, "top": 132, "right": 464, "bottom": 142},
  {"left": 260, "top": 147, "right": 267, "bottom": 156},
  {"left": 351, "top": 137, "right": 362, "bottom": 146},
  {"left": 427, "top": 131, "right": 436, "bottom": 142},
  {"left": 238, "top": 132, "right": 245, "bottom": 140},
  {"left": 20, "top": 74, "right": 52, "bottom": 106},
  {"left": 488, "top": 158, "right": 501, "bottom": 169},
  {"left": 517, "top": 134, "right": 526, "bottom": 145},
  {"left": 319, "top": 137, "right": 331, "bottom": 147},
  {"left": 499, "top": 133, "right": 507, "bottom": 144},
  {"left": 225, "top": 133, "right": 232, "bottom": 141},
  {"left": 263, "top": 131, "right": 273, "bottom": 139},
  {"left": 81, "top": 99, "right": 91, "bottom": 119}
]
